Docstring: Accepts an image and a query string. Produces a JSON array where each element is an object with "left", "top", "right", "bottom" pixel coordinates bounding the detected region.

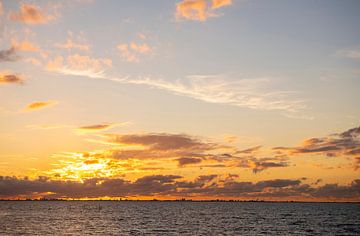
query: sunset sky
[{"left": 0, "top": 0, "right": 359, "bottom": 201}]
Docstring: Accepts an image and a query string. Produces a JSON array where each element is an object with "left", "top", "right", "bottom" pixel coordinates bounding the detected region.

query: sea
[{"left": 0, "top": 201, "right": 359, "bottom": 235}]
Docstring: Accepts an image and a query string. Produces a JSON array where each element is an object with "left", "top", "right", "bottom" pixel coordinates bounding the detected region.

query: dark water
[{"left": 0, "top": 201, "right": 359, "bottom": 235}]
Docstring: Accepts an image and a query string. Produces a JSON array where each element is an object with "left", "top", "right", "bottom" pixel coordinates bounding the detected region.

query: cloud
[
  {"left": 108, "top": 133, "right": 214, "bottom": 151},
  {"left": 312, "top": 179, "right": 360, "bottom": 198},
  {"left": 47, "top": 133, "right": 230, "bottom": 180},
  {"left": 237, "top": 156, "right": 290, "bottom": 174},
  {"left": 55, "top": 32, "right": 91, "bottom": 51},
  {"left": 0, "top": 2, "right": 3, "bottom": 16},
  {"left": 0, "top": 72, "right": 24, "bottom": 85},
  {"left": 108, "top": 75, "right": 307, "bottom": 114},
  {"left": 0, "top": 175, "right": 358, "bottom": 201},
  {"left": 0, "top": 47, "right": 19, "bottom": 62},
  {"left": 336, "top": 47, "right": 360, "bottom": 59},
  {"left": 77, "top": 122, "right": 127, "bottom": 133},
  {"left": 24, "top": 57, "right": 42, "bottom": 66},
  {"left": 45, "top": 128, "right": 360, "bottom": 181},
  {"left": 24, "top": 101, "right": 58, "bottom": 112},
  {"left": 50, "top": 132, "right": 288, "bottom": 179},
  {"left": 8, "top": 3, "right": 55, "bottom": 24},
  {"left": 274, "top": 126, "right": 360, "bottom": 170},
  {"left": 212, "top": 0, "right": 232, "bottom": 9},
  {"left": 176, "top": 0, "right": 232, "bottom": 22},
  {"left": 236, "top": 145, "right": 262, "bottom": 154},
  {"left": 47, "top": 54, "right": 112, "bottom": 78},
  {"left": 26, "top": 124, "right": 71, "bottom": 130},
  {"left": 47, "top": 60, "right": 308, "bottom": 115},
  {"left": 176, "top": 157, "right": 203, "bottom": 167},
  {"left": 11, "top": 39, "right": 40, "bottom": 52},
  {"left": 117, "top": 42, "right": 152, "bottom": 63},
  {"left": 251, "top": 160, "right": 289, "bottom": 174}
]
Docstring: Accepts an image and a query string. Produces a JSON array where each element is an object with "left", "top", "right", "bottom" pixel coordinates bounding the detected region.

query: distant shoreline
[{"left": 0, "top": 199, "right": 359, "bottom": 203}]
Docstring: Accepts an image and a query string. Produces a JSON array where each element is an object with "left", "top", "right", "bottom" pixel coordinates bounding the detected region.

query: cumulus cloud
[
  {"left": 11, "top": 39, "right": 40, "bottom": 52},
  {"left": 176, "top": 0, "right": 232, "bottom": 22},
  {"left": 8, "top": 3, "right": 55, "bottom": 24},
  {"left": 0, "top": 72, "right": 24, "bottom": 85},
  {"left": 0, "top": 175, "right": 358, "bottom": 201},
  {"left": 24, "top": 101, "right": 58, "bottom": 112},
  {"left": 274, "top": 126, "right": 360, "bottom": 170},
  {"left": 0, "top": 47, "right": 19, "bottom": 62},
  {"left": 117, "top": 42, "right": 152, "bottom": 63}
]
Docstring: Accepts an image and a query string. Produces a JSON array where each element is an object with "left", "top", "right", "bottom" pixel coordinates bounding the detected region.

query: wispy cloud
[
  {"left": 55, "top": 32, "right": 91, "bottom": 51},
  {"left": 336, "top": 47, "right": 360, "bottom": 59},
  {"left": 26, "top": 124, "right": 72, "bottom": 130},
  {"left": 47, "top": 54, "right": 112, "bottom": 78},
  {"left": 111, "top": 75, "right": 307, "bottom": 113},
  {"left": 23, "top": 101, "right": 58, "bottom": 112},
  {"left": 46, "top": 63, "right": 308, "bottom": 114},
  {"left": 176, "top": 0, "right": 233, "bottom": 22},
  {"left": 8, "top": 3, "right": 55, "bottom": 24},
  {"left": 77, "top": 122, "right": 129, "bottom": 133}
]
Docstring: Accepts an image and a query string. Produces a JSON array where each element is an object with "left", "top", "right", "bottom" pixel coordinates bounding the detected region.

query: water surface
[{"left": 0, "top": 201, "right": 359, "bottom": 235}]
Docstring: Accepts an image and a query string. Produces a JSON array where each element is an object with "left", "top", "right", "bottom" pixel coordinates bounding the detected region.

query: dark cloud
[
  {"left": 176, "top": 157, "right": 202, "bottom": 167},
  {"left": 236, "top": 145, "right": 262, "bottom": 154},
  {"left": 107, "top": 133, "right": 215, "bottom": 151},
  {"left": 0, "top": 74, "right": 24, "bottom": 85},
  {"left": 256, "top": 179, "right": 300, "bottom": 188},
  {"left": 78, "top": 133, "right": 289, "bottom": 174},
  {"left": 0, "top": 47, "right": 19, "bottom": 62},
  {"left": 252, "top": 161, "right": 289, "bottom": 174},
  {"left": 77, "top": 123, "right": 126, "bottom": 132},
  {"left": 94, "top": 133, "right": 223, "bottom": 163},
  {"left": 237, "top": 156, "right": 289, "bottom": 173},
  {"left": 199, "top": 164, "right": 227, "bottom": 168},
  {"left": 1, "top": 175, "right": 359, "bottom": 201},
  {"left": 312, "top": 179, "right": 360, "bottom": 198},
  {"left": 79, "top": 124, "right": 113, "bottom": 130},
  {"left": 273, "top": 126, "right": 360, "bottom": 169},
  {"left": 340, "top": 127, "right": 360, "bottom": 138}
]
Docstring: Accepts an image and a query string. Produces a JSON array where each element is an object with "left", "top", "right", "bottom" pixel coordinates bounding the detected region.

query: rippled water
[{"left": 0, "top": 201, "right": 359, "bottom": 235}]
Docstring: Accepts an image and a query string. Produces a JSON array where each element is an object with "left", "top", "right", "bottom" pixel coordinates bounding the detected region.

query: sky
[{"left": 0, "top": 0, "right": 359, "bottom": 201}]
